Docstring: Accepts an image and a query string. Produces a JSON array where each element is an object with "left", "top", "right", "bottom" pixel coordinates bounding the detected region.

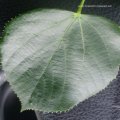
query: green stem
[{"left": 77, "top": 0, "right": 85, "bottom": 16}]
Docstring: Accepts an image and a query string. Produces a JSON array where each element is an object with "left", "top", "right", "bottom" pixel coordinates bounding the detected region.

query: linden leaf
[{"left": 1, "top": 9, "right": 120, "bottom": 112}]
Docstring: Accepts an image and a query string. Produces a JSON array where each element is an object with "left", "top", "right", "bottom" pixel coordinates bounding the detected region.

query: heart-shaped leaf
[{"left": 1, "top": 9, "right": 120, "bottom": 112}]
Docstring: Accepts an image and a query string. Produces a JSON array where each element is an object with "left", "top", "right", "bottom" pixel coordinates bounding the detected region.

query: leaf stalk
[{"left": 74, "top": 0, "right": 86, "bottom": 17}]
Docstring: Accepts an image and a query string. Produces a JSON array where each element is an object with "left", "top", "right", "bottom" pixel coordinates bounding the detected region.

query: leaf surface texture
[{"left": 1, "top": 9, "right": 120, "bottom": 112}]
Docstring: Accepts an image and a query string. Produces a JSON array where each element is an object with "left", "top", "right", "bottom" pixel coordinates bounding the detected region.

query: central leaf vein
[{"left": 28, "top": 19, "right": 76, "bottom": 104}]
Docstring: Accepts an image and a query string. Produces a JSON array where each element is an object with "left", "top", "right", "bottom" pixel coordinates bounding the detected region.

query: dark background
[{"left": 0, "top": 0, "right": 120, "bottom": 120}]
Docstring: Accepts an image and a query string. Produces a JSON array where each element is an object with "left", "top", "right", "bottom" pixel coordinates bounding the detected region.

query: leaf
[{"left": 1, "top": 9, "right": 120, "bottom": 112}]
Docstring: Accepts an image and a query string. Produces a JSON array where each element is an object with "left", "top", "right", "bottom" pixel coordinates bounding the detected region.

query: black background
[{"left": 0, "top": 0, "right": 120, "bottom": 120}]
